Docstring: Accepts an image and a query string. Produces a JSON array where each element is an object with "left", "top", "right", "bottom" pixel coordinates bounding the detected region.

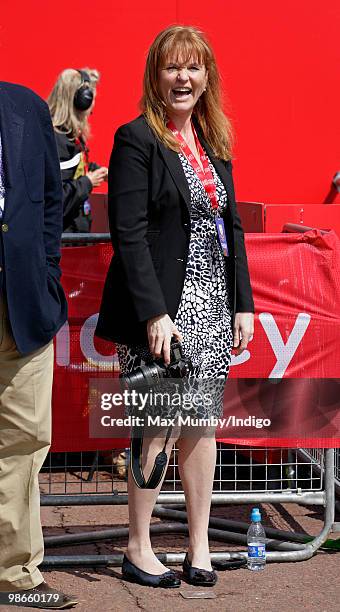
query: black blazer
[
  {"left": 0, "top": 82, "right": 67, "bottom": 354},
  {"left": 96, "top": 114, "right": 254, "bottom": 346}
]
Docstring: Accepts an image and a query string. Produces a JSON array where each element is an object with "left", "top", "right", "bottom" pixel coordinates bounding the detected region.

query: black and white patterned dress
[{"left": 116, "top": 149, "right": 234, "bottom": 419}]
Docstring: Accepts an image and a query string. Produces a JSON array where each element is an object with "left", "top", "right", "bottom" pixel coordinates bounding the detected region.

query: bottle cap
[{"left": 251, "top": 507, "right": 261, "bottom": 522}]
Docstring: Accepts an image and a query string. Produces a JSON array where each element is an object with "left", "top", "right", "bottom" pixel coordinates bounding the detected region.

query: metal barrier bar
[
  {"left": 41, "top": 491, "right": 325, "bottom": 506},
  {"left": 61, "top": 233, "right": 111, "bottom": 244},
  {"left": 282, "top": 223, "right": 330, "bottom": 234},
  {"left": 44, "top": 523, "right": 305, "bottom": 552},
  {"left": 62, "top": 227, "right": 330, "bottom": 241},
  {"left": 152, "top": 506, "right": 319, "bottom": 544}
]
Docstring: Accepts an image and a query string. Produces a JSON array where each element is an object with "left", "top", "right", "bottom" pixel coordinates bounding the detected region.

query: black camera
[
  {"left": 88, "top": 161, "right": 102, "bottom": 172},
  {"left": 120, "top": 341, "right": 192, "bottom": 390}
]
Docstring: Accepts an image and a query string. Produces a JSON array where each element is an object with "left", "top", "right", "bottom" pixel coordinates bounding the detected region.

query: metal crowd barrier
[
  {"left": 40, "top": 445, "right": 337, "bottom": 567},
  {"left": 40, "top": 233, "right": 338, "bottom": 567}
]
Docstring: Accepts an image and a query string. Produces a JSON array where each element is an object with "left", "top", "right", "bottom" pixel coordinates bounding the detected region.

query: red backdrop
[
  {"left": 51, "top": 230, "right": 340, "bottom": 452},
  {"left": 1, "top": 0, "right": 339, "bottom": 205}
]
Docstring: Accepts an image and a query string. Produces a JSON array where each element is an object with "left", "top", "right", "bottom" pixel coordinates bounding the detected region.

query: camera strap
[{"left": 130, "top": 425, "right": 173, "bottom": 489}]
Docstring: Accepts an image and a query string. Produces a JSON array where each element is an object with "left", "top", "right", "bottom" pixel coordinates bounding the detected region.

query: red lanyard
[{"left": 167, "top": 119, "right": 219, "bottom": 211}]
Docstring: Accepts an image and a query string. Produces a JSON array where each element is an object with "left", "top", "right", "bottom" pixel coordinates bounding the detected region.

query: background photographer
[{"left": 47, "top": 67, "right": 108, "bottom": 232}]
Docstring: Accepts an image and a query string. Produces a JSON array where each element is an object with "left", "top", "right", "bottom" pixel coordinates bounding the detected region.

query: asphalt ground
[{"left": 2, "top": 495, "right": 340, "bottom": 612}]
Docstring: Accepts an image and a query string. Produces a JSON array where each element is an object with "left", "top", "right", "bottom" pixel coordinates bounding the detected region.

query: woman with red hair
[{"left": 96, "top": 25, "right": 254, "bottom": 588}]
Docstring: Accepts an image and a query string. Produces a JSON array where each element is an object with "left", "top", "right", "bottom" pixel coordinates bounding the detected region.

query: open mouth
[{"left": 172, "top": 88, "right": 192, "bottom": 98}]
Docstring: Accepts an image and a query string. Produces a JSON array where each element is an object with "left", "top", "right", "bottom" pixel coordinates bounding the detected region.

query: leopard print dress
[{"left": 116, "top": 150, "right": 234, "bottom": 419}]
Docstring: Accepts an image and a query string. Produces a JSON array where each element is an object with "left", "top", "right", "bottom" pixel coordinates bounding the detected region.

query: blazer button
[{"left": 2, "top": 223, "right": 8, "bottom": 232}]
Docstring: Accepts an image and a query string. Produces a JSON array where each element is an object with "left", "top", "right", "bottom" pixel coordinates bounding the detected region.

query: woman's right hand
[
  {"left": 86, "top": 167, "right": 108, "bottom": 187},
  {"left": 147, "top": 314, "right": 183, "bottom": 365}
]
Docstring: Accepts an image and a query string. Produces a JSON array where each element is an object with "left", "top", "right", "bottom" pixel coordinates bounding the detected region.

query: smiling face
[{"left": 158, "top": 53, "right": 208, "bottom": 120}]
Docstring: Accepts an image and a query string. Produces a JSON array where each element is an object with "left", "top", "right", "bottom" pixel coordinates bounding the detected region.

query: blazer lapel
[
  {"left": 157, "top": 116, "right": 235, "bottom": 218},
  {"left": 157, "top": 140, "right": 191, "bottom": 215},
  {"left": 0, "top": 84, "right": 25, "bottom": 189}
]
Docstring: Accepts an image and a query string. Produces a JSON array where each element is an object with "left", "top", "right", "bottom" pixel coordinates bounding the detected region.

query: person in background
[{"left": 47, "top": 68, "right": 108, "bottom": 232}]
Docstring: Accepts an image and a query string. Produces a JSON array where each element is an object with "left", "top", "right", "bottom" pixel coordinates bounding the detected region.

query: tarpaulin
[{"left": 51, "top": 230, "right": 340, "bottom": 451}]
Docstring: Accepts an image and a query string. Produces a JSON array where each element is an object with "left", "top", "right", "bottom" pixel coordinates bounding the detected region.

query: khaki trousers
[{"left": 0, "top": 296, "right": 54, "bottom": 591}]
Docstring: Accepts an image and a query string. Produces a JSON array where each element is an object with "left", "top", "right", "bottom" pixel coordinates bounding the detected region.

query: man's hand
[
  {"left": 147, "top": 314, "right": 183, "bottom": 365},
  {"left": 232, "top": 312, "right": 254, "bottom": 355}
]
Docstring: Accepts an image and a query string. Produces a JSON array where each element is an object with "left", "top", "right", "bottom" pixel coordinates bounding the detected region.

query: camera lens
[
  {"left": 120, "top": 369, "right": 145, "bottom": 390},
  {"left": 142, "top": 363, "right": 161, "bottom": 386},
  {"left": 120, "top": 363, "right": 161, "bottom": 390}
]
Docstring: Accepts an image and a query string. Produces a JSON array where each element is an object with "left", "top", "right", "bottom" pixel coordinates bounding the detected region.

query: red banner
[{"left": 51, "top": 230, "right": 340, "bottom": 451}]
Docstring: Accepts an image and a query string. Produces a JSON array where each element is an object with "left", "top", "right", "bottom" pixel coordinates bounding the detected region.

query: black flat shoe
[
  {"left": 182, "top": 553, "right": 217, "bottom": 587},
  {"left": 122, "top": 554, "right": 181, "bottom": 588}
]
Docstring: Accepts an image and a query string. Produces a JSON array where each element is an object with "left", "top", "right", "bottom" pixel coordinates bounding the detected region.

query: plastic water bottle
[{"left": 247, "top": 507, "right": 266, "bottom": 570}]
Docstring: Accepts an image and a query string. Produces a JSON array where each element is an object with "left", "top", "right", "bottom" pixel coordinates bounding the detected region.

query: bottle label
[{"left": 248, "top": 544, "right": 266, "bottom": 559}]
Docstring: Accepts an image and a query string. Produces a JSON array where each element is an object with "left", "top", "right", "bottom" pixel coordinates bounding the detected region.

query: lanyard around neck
[{"left": 167, "top": 119, "right": 219, "bottom": 211}]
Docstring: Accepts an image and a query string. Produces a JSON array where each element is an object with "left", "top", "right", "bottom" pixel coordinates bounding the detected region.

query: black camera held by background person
[
  {"left": 88, "top": 161, "right": 102, "bottom": 172},
  {"left": 120, "top": 340, "right": 193, "bottom": 390}
]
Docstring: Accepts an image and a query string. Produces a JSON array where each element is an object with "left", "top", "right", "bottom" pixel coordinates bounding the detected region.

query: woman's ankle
[
  {"left": 127, "top": 541, "right": 153, "bottom": 557},
  {"left": 188, "top": 541, "right": 211, "bottom": 562}
]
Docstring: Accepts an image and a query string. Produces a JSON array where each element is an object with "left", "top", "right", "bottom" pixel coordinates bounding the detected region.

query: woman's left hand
[{"left": 232, "top": 312, "right": 254, "bottom": 355}]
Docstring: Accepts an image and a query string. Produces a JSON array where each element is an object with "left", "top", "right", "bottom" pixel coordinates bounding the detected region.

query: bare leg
[
  {"left": 177, "top": 429, "right": 216, "bottom": 570},
  {"left": 126, "top": 427, "right": 179, "bottom": 574}
]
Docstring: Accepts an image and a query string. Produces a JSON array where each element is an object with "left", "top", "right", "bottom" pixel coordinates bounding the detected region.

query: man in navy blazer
[{"left": 0, "top": 82, "right": 77, "bottom": 608}]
